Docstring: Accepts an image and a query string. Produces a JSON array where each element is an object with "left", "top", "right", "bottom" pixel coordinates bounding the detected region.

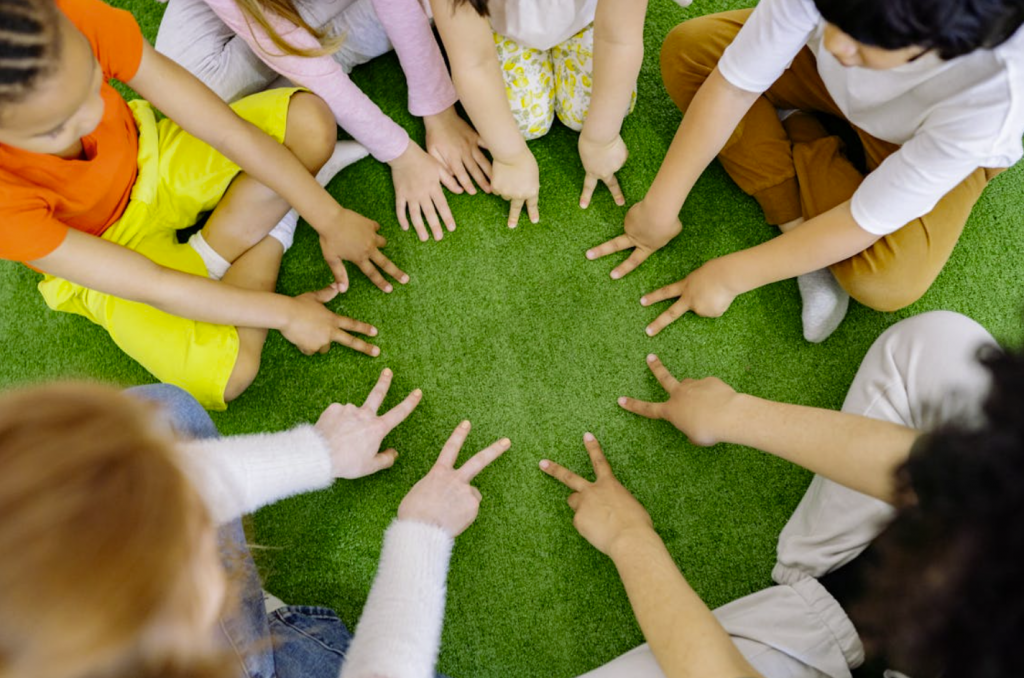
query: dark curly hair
[
  {"left": 853, "top": 344, "right": 1024, "bottom": 677},
  {"left": 814, "top": 0, "right": 1024, "bottom": 60}
]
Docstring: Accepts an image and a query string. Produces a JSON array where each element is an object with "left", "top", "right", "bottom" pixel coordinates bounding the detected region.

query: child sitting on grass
[
  {"left": 588, "top": 0, "right": 1024, "bottom": 342},
  {"left": 0, "top": 0, "right": 408, "bottom": 410},
  {"left": 430, "top": 0, "right": 661, "bottom": 228},
  {"left": 155, "top": 0, "right": 493, "bottom": 243}
]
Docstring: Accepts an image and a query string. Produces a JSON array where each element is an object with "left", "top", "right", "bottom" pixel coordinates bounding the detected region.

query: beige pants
[
  {"left": 659, "top": 10, "right": 1003, "bottom": 312},
  {"left": 580, "top": 310, "right": 996, "bottom": 678}
]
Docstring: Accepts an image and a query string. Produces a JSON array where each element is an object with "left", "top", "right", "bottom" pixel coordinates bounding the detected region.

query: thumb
[
  {"left": 372, "top": 449, "right": 399, "bottom": 473},
  {"left": 309, "top": 284, "right": 340, "bottom": 304},
  {"left": 329, "top": 259, "right": 350, "bottom": 293}
]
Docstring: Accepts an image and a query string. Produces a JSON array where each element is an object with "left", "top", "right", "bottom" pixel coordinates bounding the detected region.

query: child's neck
[{"left": 53, "top": 138, "right": 86, "bottom": 160}]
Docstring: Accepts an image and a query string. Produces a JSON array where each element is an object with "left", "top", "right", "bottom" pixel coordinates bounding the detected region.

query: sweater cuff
[
  {"left": 339, "top": 520, "right": 454, "bottom": 678},
  {"left": 179, "top": 425, "right": 333, "bottom": 524}
]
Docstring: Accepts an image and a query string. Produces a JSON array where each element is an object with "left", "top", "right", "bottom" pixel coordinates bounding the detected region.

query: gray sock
[{"left": 798, "top": 268, "right": 850, "bottom": 343}]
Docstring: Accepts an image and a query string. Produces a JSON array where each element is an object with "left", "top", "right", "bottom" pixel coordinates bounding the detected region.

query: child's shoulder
[{"left": 57, "top": 0, "right": 144, "bottom": 84}]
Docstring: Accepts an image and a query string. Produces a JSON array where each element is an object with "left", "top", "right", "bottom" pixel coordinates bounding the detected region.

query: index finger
[
  {"left": 371, "top": 250, "right": 410, "bottom": 286},
  {"left": 332, "top": 328, "right": 380, "bottom": 357},
  {"left": 539, "top": 459, "right": 590, "bottom": 493},
  {"left": 379, "top": 387, "right": 424, "bottom": 431},
  {"left": 436, "top": 420, "right": 471, "bottom": 468},
  {"left": 646, "top": 299, "right": 691, "bottom": 337},
  {"left": 508, "top": 199, "right": 524, "bottom": 229},
  {"left": 579, "top": 173, "right": 599, "bottom": 209},
  {"left": 582, "top": 432, "right": 612, "bottom": 480},
  {"left": 457, "top": 437, "right": 512, "bottom": 482},
  {"left": 585, "top": 234, "right": 633, "bottom": 261},
  {"left": 646, "top": 354, "right": 679, "bottom": 391}
]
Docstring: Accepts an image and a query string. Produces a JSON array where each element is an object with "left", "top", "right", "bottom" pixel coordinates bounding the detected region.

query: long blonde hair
[
  {"left": 236, "top": 0, "right": 344, "bottom": 58},
  {"left": 0, "top": 384, "right": 234, "bottom": 678}
]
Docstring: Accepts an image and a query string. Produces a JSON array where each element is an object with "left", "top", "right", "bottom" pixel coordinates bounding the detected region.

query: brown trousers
[{"left": 659, "top": 9, "right": 1002, "bottom": 311}]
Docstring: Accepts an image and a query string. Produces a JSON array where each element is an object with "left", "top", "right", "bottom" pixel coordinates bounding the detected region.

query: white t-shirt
[
  {"left": 487, "top": 0, "right": 598, "bottom": 50},
  {"left": 718, "top": 0, "right": 1024, "bottom": 236}
]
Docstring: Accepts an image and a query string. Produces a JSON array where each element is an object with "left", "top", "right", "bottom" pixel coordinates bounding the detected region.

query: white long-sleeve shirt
[
  {"left": 717, "top": 0, "right": 1024, "bottom": 236},
  {"left": 178, "top": 428, "right": 453, "bottom": 678}
]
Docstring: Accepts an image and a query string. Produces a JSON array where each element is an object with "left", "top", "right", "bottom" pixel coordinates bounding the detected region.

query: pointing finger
[{"left": 539, "top": 458, "right": 590, "bottom": 493}]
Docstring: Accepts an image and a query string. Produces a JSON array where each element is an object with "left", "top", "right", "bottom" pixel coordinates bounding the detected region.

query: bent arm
[
  {"left": 31, "top": 229, "right": 295, "bottom": 330},
  {"left": 581, "top": 0, "right": 647, "bottom": 143},
  {"left": 610, "top": 528, "right": 763, "bottom": 678},
  {"left": 127, "top": 41, "right": 348, "bottom": 227},
  {"left": 430, "top": 0, "right": 526, "bottom": 163}
]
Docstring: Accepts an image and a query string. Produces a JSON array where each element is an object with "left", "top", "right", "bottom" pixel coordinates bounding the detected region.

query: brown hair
[
  {"left": 0, "top": 383, "right": 235, "bottom": 678},
  {"left": 235, "top": 0, "right": 343, "bottom": 58}
]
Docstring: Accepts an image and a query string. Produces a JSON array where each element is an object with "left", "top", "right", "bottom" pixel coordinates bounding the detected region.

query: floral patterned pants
[{"left": 495, "top": 24, "right": 637, "bottom": 140}]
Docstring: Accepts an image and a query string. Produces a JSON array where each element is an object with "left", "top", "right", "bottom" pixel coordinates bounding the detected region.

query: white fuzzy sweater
[{"left": 179, "top": 429, "right": 453, "bottom": 678}]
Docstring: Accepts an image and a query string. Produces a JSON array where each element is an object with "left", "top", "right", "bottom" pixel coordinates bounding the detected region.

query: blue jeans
[{"left": 128, "top": 384, "right": 352, "bottom": 678}]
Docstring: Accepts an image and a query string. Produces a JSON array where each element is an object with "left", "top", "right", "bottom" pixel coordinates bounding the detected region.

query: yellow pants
[{"left": 38, "top": 88, "right": 300, "bottom": 410}]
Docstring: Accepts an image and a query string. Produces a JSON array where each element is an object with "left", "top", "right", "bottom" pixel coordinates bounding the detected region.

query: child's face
[
  {"left": 0, "top": 14, "right": 104, "bottom": 156},
  {"left": 823, "top": 23, "right": 928, "bottom": 70}
]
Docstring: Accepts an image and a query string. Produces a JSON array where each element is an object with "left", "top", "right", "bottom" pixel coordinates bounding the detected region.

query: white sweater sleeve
[
  {"left": 177, "top": 425, "right": 334, "bottom": 524},
  {"left": 717, "top": 0, "right": 819, "bottom": 93},
  {"left": 340, "top": 520, "right": 455, "bottom": 678}
]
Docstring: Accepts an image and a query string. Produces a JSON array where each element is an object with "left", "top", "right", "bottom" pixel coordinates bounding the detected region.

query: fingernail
[
  {"left": 500, "top": 438, "right": 511, "bottom": 446},
  {"left": 645, "top": 327, "right": 655, "bottom": 337},
  {"left": 384, "top": 285, "right": 393, "bottom": 293},
  {"left": 580, "top": 202, "right": 588, "bottom": 209},
  {"left": 413, "top": 389, "right": 423, "bottom": 397},
  {"left": 640, "top": 297, "right": 648, "bottom": 306},
  {"left": 585, "top": 250, "right": 595, "bottom": 260},
  {"left": 370, "top": 327, "right": 378, "bottom": 336},
  {"left": 400, "top": 275, "right": 410, "bottom": 284},
  {"left": 618, "top": 396, "right": 627, "bottom": 406},
  {"left": 539, "top": 459, "right": 550, "bottom": 469},
  {"left": 460, "top": 420, "right": 470, "bottom": 430},
  {"left": 610, "top": 271, "right": 620, "bottom": 280},
  {"left": 372, "top": 347, "right": 381, "bottom": 356},
  {"left": 583, "top": 432, "right": 595, "bottom": 442},
  {"left": 647, "top": 354, "right": 656, "bottom": 362},
  {"left": 382, "top": 368, "right": 392, "bottom": 376}
]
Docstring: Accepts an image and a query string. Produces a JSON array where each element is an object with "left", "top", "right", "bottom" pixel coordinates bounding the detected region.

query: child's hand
[
  {"left": 398, "top": 420, "right": 510, "bottom": 537},
  {"left": 390, "top": 141, "right": 458, "bottom": 242},
  {"left": 425, "top": 106, "right": 493, "bottom": 196},
  {"left": 640, "top": 258, "right": 741, "bottom": 335},
  {"left": 283, "top": 286, "right": 381, "bottom": 356},
  {"left": 539, "top": 433, "right": 654, "bottom": 558},
  {"left": 617, "top": 355, "right": 740, "bottom": 447},
  {"left": 578, "top": 134, "right": 628, "bottom": 208},
  {"left": 491, "top": 148, "right": 540, "bottom": 229},
  {"left": 586, "top": 200, "right": 682, "bottom": 279},
  {"left": 315, "top": 368, "right": 423, "bottom": 479},
  {"left": 318, "top": 208, "right": 409, "bottom": 293}
]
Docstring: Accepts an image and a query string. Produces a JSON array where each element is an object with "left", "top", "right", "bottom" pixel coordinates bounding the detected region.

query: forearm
[
  {"left": 722, "top": 201, "right": 880, "bottom": 295},
  {"left": 453, "top": 61, "right": 528, "bottom": 162},
  {"left": 724, "top": 394, "right": 919, "bottom": 502},
  {"left": 644, "top": 69, "right": 758, "bottom": 222},
  {"left": 581, "top": 0, "right": 646, "bottom": 143},
  {"left": 340, "top": 521, "right": 454, "bottom": 678},
  {"left": 610, "top": 529, "right": 762, "bottom": 678}
]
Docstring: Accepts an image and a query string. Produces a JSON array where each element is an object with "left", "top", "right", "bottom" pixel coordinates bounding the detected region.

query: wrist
[
  {"left": 607, "top": 525, "right": 662, "bottom": 564},
  {"left": 711, "top": 250, "right": 763, "bottom": 296},
  {"left": 423, "top": 106, "right": 458, "bottom": 131}
]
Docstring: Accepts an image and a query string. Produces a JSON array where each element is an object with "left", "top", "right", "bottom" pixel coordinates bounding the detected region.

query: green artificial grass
[{"left": 3, "top": 1, "right": 1024, "bottom": 675}]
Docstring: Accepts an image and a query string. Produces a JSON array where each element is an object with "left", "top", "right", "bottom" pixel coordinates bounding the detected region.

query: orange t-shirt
[{"left": 0, "top": 0, "right": 144, "bottom": 263}]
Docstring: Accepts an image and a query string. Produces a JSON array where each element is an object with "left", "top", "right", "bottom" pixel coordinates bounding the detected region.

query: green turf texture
[{"left": 3, "top": 0, "right": 1024, "bottom": 675}]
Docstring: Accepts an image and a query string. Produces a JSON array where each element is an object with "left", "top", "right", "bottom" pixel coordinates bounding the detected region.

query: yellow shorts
[{"left": 37, "top": 87, "right": 301, "bottom": 410}]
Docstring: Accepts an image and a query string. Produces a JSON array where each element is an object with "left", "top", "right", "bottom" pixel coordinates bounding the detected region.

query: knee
[
  {"left": 659, "top": 18, "right": 726, "bottom": 113},
  {"left": 284, "top": 92, "right": 337, "bottom": 172},
  {"left": 832, "top": 262, "right": 932, "bottom": 312}
]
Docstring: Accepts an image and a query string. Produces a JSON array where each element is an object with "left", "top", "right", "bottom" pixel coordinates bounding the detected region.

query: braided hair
[{"left": 0, "top": 0, "right": 61, "bottom": 111}]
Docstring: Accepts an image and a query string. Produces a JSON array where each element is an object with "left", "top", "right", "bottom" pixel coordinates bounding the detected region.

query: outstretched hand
[
  {"left": 317, "top": 208, "right": 409, "bottom": 293},
  {"left": 578, "top": 134, "right": 628, "bottom": 209},
  {"left": 398, "top": 421, "right": 511, "bottom": 537},
  {"left": 586, "top": 200, "right": 681, "bottom": 280},
  {"left": 284, "top": 286, "right": 380, "bottom": 357},
  {"left": 618, "top": 354, "right": 739, "bottom": 447},
  {"left": 315, "top": 368, "right": 423, "bottom": 479},
  {"left": 540, "top": 432, "right": 653, "bottom": 556},
  {"left": 639, "top": 259, "right": 739, "bottom": 336},
  {"left": 492, "top": 148, "right": 540, "bottom": 229}
]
